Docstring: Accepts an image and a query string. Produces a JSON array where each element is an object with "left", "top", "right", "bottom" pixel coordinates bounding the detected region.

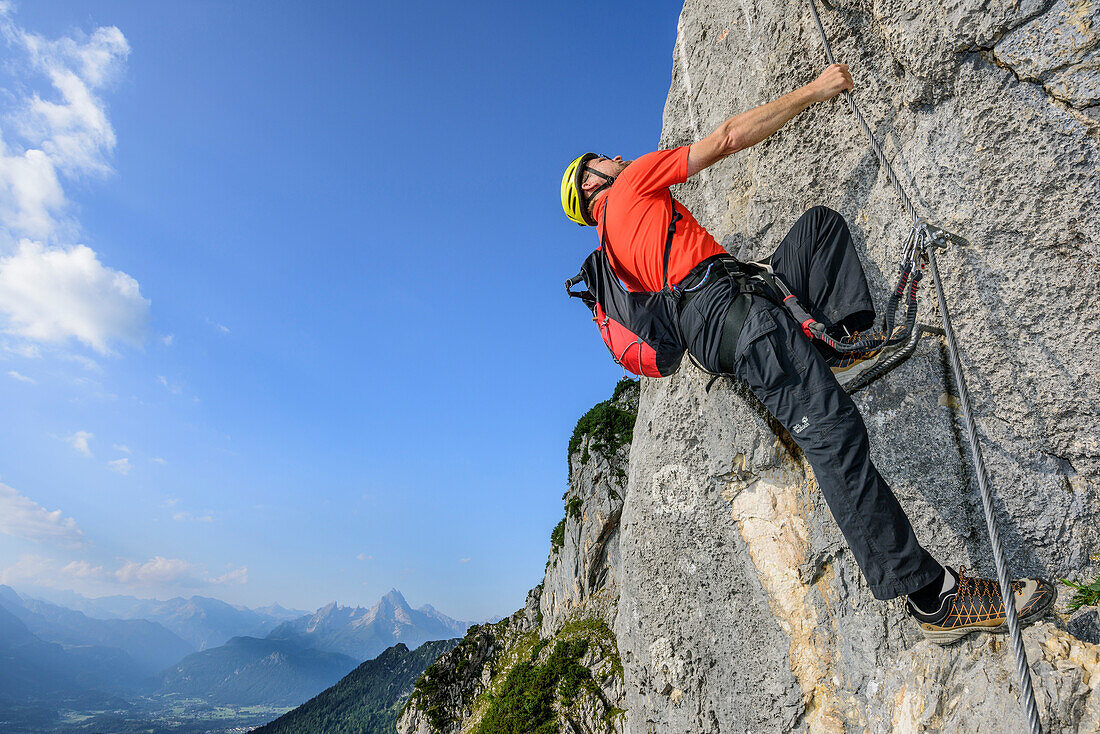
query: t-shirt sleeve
[{"left": 621, "top": 146, "right": 689, "bottom": 196}]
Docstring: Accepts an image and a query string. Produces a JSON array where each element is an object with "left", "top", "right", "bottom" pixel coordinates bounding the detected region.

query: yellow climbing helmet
[{"left": 561, "top": 153, "right": 616, "bottom": 227}]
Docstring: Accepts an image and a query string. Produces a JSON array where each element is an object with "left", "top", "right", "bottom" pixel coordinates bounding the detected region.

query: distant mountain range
[
  {"left": 156, "top": 635, "right": 359, "bottom": 706},
  {"left": 0, "top": 584, "right": 471, "bottom": 731},
  {"left": 21, "top": 586, "right": 307, "bottom": 650},
  {"left": 0, "top": 585, "right": 193, "bottom": 676},
  {"left": 268, "top": 588, "right": 471, "bottom": 661},
  {"left": 255, "top": 639, "right": 460, "bottom": 734},
  {"left": 153, "top": 589, "right": 471, "bottom": 708}
]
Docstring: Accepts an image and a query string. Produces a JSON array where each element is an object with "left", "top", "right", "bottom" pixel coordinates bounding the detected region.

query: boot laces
[{"left": 957, "top": 567, "right": 1019, "bottom": 604}]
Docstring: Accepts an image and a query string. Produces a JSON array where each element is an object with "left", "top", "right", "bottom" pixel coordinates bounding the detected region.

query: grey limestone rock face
[
  {"left": 615, "top": 1, "right": 1100, "bottom": 732},
  {"left": 540, "top": 385, "right": 636, "bottom": 636},
  {"left": 995, "top": 0, "right": 1100, "bottom": 109}
]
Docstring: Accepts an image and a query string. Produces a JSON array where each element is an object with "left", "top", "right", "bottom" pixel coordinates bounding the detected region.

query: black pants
[{"left": 699, "top": 206, "right": 941, "bottom": 600}]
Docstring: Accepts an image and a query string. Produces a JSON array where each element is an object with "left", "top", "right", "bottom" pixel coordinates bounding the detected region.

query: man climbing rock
[{"left": 559, "top": 63, "right": 1055, "bottom": 644}]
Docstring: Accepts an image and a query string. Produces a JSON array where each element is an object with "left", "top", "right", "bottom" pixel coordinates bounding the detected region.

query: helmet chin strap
[{"left": 582, "top": 165, "right": 616, "bottom": 203}]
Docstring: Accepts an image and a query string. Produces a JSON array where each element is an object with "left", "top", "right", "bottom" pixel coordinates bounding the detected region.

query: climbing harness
[
  {"left": 805, "top": 1, "right": 1044, "bottom": 732},
  {"left": 751, "top": 219, "right": 930, "bottom": 393}
]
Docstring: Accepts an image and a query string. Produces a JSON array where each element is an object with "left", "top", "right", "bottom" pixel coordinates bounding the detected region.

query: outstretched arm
[{"left": 686, "top": 64, "right": 853, "bottom": 177}]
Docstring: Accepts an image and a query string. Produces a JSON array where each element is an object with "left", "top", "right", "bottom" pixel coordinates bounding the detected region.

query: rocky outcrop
[
  {"left": 540, "top": 381, "right": 636, "bottom": 635},
  {"left": 614, "top": 0, "right": 1100, "bottom": 732},
  {"left": 396, "top": 382, "right": 637, "bottom": 734},
  {"left": 397, "top": 587, "right": 543, "bottom": 734}
]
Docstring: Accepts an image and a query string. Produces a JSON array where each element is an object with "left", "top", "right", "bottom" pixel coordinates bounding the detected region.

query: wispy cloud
[
  {"left": 458, "top": 557, "right": 471, "bottom": 563},
  {"left": 0, "top": 7, "right": 128, "bottom": 236},
  {"left": 3, "top": 341, "right": 40, "bottom": 358},
  {"left": 65, "top": 429, "right": 92, "bottom": 457},
  {"left": 210, "top": 566, "right": 248, "bottom": 585},
  {"left": 71, "top": 375, "right": 115, "bottom": 401},
  {"left": 0, "top": 481, "right": 85, "bottom": 548},
  {"left": 1, "top": 553, "right": 247, "bottom": 590},
  {"left": 112, "top": 443, "right": 130, "bottom": 453},
  {"left": 356, "top": 553, "right": 373, "bottom": 561},
  {"left": 151, "top": 457, "right": 167, "bottom": 465},
  {"left": 106, "top": 457, "right": 130, "bottom": 475},
  {"left": 157, "top": 375, "right": 182, "bottom": 395},
  {"left": 62, "top": 352, "right": 99, "bottom": 370},
  {"left": 203, "top": 318, "right": 230, "bottom": 335},
  {"left": 160, "top": 333, "right": 174, "bottom": 346},
  {"left": 7, "top": 369, "right": 34, "bottom": 383},
  {"left": 0, "top": 6, "right": 148, "bottom": 355},
  {"left": 173, "top": 511, "right": 213, "bottom": 523}
]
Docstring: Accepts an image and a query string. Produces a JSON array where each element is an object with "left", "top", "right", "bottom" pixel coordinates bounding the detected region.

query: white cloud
[
  {"left": 0, "top": 241, "right": 149, "bottom": 353},
  {"left": 160, "top": 333, "right": 174, "bottom": 346},
  {"left": 113, "top": 556, "right": 201, "bottom": 586},
  {"left": 0, "top": 481, "right": 85, "bottom": 548},
  {"left": 66, "top": 429, "right": 92, "bottom": 457},
  {"left": 7, "top": 369, "right": 34, "bottom": 383},
  {"left": 0, "top": 145, "right": 63, "bottom": 240},
  {"left": 151, "top": 457, "right": 167, "bottom": 465},
  {"left": 0, "top": 8, "right": 146, "bottom": 357},
  {"left": 112, "top": 443, "right": 130, "bottom": 453},
  {"left": 21, "top": 31, "right": 126, "bottom": 178},
  {"left": 356, "top": 553, "right": 373, "bottom": 561},
  {"left": 106, "top": 457, "right": 130, "bottom": 475},
  {"left": 458, "top": 557, "right": 471, "bottom": 563},
  {"left": 0, "top": 10, "right": 129, "bottom": 239}
]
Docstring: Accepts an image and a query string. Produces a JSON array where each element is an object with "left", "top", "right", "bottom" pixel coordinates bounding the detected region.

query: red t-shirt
[{"left": 593, "top": 146, "right": 724, "bottom": 292}]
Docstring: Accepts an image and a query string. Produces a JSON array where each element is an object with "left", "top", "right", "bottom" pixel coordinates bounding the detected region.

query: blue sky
[{"left": 0, "top": 1, "right": 682, "bottom": 620}]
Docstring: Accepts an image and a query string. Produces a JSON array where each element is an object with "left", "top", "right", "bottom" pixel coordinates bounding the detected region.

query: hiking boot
[
  {"left": 828, "top": 328, "right": 905, "bottom": 389},
  {"left": 907, "top": 567, "right": 1056, "bottom": 646}
]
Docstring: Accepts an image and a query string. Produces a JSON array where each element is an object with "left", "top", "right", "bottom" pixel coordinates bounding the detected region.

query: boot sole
[{"left": 918, "top": 589, "right": 1056, "bottom": 646}]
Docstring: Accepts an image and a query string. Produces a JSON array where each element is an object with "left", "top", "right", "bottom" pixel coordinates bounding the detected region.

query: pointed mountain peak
[{"left": 379, "top": 589, "right": 411, "bottom": 610}]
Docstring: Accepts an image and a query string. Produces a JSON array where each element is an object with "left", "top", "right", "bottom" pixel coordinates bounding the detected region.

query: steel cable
[
  {"left": 927, "top": 249, "right": 1042, "bottom": 733},
  {"left": 805, "top": 0, "right": 918, "bottom": 225},
  {"left": 804, "top": 1, "right": 1043, "bottom": 731}
]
